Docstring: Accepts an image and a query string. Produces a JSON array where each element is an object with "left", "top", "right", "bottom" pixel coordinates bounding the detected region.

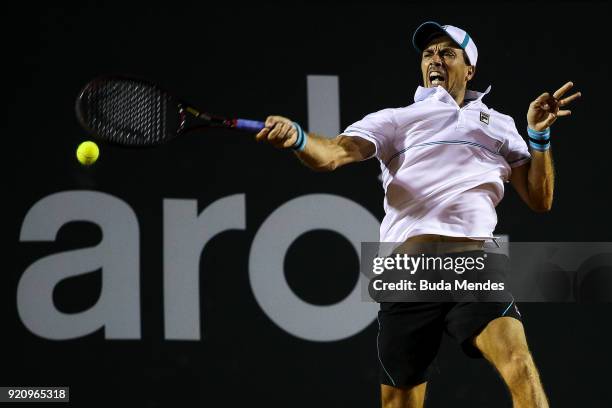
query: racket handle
[{"left": 235, "top": 119, "right": 265, "bottom": 133}]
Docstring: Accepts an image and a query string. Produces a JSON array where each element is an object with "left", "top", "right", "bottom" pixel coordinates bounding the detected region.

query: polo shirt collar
[
  {"left": 414, "top": 85, "right": 492, "bottom": 105},
  {"left": 465, "top": 85, "right": 492, "bottom": 103}
]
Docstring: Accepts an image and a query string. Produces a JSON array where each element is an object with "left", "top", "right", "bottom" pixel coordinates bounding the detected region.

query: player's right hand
[{"left": 255, "top": 115, "right": 298, "bottom": 149}]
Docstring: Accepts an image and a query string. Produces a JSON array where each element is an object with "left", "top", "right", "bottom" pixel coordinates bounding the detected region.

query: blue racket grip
[{"left": 235, "top": 119, "right": 266, "bottom": 133}]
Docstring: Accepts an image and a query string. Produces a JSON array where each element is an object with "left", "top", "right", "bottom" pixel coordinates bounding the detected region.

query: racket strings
[{"left": 82, "top": 80, "right": 168, "bottom": 146}]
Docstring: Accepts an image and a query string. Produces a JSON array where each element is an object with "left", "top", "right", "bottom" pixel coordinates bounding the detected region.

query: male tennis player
[{"left": 256, "top": 22, "right": 580, "bottom": 408}]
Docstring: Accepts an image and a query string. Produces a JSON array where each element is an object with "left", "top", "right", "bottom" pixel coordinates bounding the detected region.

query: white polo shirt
[{"left": 342, "top": 85, "right": 531, "bottom": 245}]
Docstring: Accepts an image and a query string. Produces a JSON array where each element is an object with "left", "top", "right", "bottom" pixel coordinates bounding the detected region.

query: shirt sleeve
[
  {"left": 341, "top": 108, "right": 395, "bottom": 161},
  {"left": 502, "top": 117, "right": 531, "bottom": 168}
]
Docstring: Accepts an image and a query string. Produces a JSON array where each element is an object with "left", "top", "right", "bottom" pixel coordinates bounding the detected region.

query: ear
[{"left": 466, "top": 65, "right": 476, "bottom": 82}]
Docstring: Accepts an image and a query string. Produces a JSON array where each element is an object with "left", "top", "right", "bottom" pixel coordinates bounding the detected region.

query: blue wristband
[
  {"left": 291, "top": 122, "right": 308, "bottom": 151},
  {"left": 527, "top": 127, "right": 550, "bottom": 140},
  {"left": 527, "top": 127, "right": 551, "bottom": 151}
]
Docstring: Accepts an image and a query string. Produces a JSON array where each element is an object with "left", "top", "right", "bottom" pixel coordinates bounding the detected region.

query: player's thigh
[{"left": 381, "top": 383, "right": 427, "bottom": 408}]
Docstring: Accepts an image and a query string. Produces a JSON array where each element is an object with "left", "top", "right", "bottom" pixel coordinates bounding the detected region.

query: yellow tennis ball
[{"left": 76, "top": 141, "right": 99, "bottom": 166}]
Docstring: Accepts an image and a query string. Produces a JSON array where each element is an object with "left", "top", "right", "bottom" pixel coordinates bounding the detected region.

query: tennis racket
[{"left": 75, "top": 75, "right": 265, "bottom": 147}]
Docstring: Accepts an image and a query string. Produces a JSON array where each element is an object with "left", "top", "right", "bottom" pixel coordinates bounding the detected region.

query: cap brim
[{"left": 412, "top": 21, "right": 447, "bottom": 53}]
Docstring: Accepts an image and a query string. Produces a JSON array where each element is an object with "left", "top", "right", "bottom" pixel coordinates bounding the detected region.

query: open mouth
[{"left": 429, "top": 71, "right": 446, "bottom": 86}]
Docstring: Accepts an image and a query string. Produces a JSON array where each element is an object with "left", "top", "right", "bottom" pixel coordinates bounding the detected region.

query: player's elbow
[
  {"left": 530, "top": 201, "right": 553, "bottom": 213},
  {"left": 526, "top": 188, "right": 553, "bottom": 213},
  {"left": 531, "top": 206, "right": 551, "bottom": 213},
  {"left": 309, "top": 159, "right": 340, "bottom": 172}
]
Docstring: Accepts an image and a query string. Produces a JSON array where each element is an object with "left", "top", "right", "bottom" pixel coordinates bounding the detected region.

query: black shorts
[{"left": 376, "top": 300, "right": 522, "bottom": 387}]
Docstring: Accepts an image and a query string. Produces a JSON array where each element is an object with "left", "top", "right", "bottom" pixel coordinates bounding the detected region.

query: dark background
[{"left": 9, "top": 2, "right": 612, "bottom": 407}]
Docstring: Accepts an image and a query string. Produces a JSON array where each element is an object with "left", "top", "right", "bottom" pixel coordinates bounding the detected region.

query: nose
[{"left": 431, "top": 53, "right": 443, "bottom": 66}]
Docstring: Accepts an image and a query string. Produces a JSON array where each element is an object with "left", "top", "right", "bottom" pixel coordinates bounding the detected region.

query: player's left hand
[{"left": 527, "top": 81, "right": 581, "bottom": 131}]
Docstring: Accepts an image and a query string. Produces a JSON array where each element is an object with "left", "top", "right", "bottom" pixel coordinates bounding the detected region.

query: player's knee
[
  {"left": 498, "top": 349, "right": 536, "bottom": 385},
  {"left": 381, "top": 384, "right": 423, "bottom": 408},
  {"left": 381, "top": 388, "right": 394, "bottom": 407},
  {"left": 381, "top": 387, "right": 406, "bottom": 408}
]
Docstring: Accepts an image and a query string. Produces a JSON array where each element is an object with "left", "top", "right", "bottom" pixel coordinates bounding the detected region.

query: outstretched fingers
[
  {"left": 558, "top": 91, "right": 581, "bottom": 107},
  {"left": 553, "top": 81, "right": 574, "bottom": 99}
]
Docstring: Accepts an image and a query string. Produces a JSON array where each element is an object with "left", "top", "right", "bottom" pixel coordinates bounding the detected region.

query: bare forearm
[
  {"left": 294, "top": 133, "right": 345, "bottom": 171},
  {"left": 256, "top": 116, "right": 374, "bottom": 171},
  {"left": 527, "top": 149, "right": 554, "bottom": 211},
  {"left": 522, "top": 81, "right": 581, "bottom": 212},
  {"left": 294, "top": 134, "right": 366, "bottom": 172}
]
